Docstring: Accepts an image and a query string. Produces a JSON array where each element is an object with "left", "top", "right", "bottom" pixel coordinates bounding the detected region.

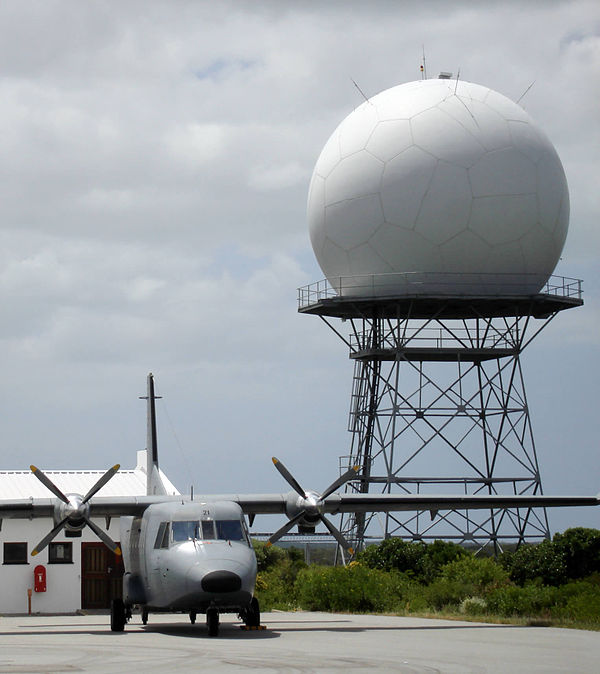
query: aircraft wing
[
  {"left": 325, "top": 493, "right": 600, "bottom": 513},
  {"left": 230, "top": 492, "right": 600, "bottom": 514},
  {"left": 1, "top": 493, "right": 598, "bottom": 520},
  {"left": 0, "top": 494, "right": 289, "bottom": 520}
]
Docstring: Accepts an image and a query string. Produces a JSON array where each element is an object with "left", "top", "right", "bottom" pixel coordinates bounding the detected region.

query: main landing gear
[
  {"left": 110, "top": 598, "right": 126, "bottom": 632},
  {"left": 240, "top": 597, "right": 261, "bottom": 629}
]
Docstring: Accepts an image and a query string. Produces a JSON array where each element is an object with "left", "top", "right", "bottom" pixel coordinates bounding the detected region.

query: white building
[{"left": 0, "top": 451, "right": 178, "bottom": 614}]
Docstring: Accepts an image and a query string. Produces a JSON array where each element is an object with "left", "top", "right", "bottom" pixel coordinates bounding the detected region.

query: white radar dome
[{"left": 307, "top": 79, "right": 569, "bottom": 296}]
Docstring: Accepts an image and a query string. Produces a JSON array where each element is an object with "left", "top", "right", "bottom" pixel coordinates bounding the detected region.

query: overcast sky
[{"left": 0, "top": 1, "right": 598, "bottom": 536}]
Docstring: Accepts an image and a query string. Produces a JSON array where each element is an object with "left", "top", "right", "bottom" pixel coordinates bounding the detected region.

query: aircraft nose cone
[{"left": 201, "top": 570, "right": 242, "bottom": 593}]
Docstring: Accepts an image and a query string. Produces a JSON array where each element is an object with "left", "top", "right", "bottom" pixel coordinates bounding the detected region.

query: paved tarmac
[{"left": 0, "top": 611, "right": 598, "bottom": 673}]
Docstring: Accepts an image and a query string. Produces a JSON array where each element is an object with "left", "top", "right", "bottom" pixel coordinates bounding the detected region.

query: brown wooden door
[{"left": 81, "top": 542, "right": 124, "bottom": 609}]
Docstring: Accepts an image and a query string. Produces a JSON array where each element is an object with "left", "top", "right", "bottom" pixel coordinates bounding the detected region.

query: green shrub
[
  {"left": 358, "top": 538, "right": 468, "bottom": 583},
  {"left": 500, "top": 540, "right": 567, "bottom": 586},
  {"left": 551, "top": 584, "right": 600, "bottom": 622},
  {"left": 358, "top": 538, "right": 426, "bottom": 576},
  {"left": 460, "top": 596, "right": 487, "bottom": 615},
  {"left": 552, "top": 528, "right": 600, "bottom": 580},
  {"left": 486, "top": 583, "right": 559, "bottom": 617},
  {"left": 440, "top": 555, "right": 509, "bottom": 591},
  {"left": 254, "top": 553, "right": 307, "bottom": 610},
  {"left": 295, "top": 564, "right": 416, "bottom": 613},
  {"left": 422, "top": 578, "right": 472, "bottom": 610},
  {"left": 252, "top": 540, "right": 286, "bottom": 572},
  {"left": 420, "top": 540, "right": 468, "bottom": 582}
]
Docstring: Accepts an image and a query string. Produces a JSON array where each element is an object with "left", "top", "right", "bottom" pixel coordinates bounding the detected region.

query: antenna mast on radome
[{"left": 420, "top": 46, "right": 427, "bottom": 79}]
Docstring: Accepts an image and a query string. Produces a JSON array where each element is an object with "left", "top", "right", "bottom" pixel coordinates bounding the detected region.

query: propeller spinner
[
  {"left": 30, "top": 464, "right": 122, "bottom": 556},
  {"left": 267, "top": 457, "right": 359, "bottom": 555}
]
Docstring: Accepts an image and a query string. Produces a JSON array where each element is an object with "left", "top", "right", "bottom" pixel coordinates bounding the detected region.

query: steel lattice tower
[{"left": 298, "top": 275, "right": 583, "bottom": 554}]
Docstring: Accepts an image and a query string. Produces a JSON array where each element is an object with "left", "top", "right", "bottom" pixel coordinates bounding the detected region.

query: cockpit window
[
  {"left": 154, "top": 522, "right": 170, "bottom": 549},
  {"left": 216, "top": 520, "right": 245, "bottom": 541},
  {"left": 166, "top": 519, "right": 245, "bottom": 543},
  {"left": 201, "top": 520, "right": 215, "bottom": 540},
  {"left": 171, "top": 520, "right": 199, "bottom": 542}
]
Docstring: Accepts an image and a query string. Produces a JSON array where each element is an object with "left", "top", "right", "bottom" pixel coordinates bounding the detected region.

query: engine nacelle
[
  {"left": 284, "top": 490, "right": 323, "bottom": 533},
  {"left": 54, "top": 493, "right": 90, "bottom": 533}
]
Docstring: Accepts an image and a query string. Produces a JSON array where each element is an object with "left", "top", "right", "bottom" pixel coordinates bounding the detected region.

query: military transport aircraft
[{"left": 0, "top": 373, "right": 598, "bottom": 636}]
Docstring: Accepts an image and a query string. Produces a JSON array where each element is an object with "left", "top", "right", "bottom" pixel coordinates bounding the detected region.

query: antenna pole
[
  {"left": 517, "top": 80, "right": 536, "bottom": 105},
  {"left": 350, "top": 77, "right": 370, "bottom": 104},
  {"left": 421, "top": 46, "right": 427, "bottom": 80}
]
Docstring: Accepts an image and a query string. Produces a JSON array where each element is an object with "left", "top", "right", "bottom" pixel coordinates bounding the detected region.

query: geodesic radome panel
[{"left": 307, "top": 79, "right": 569, "bottom": 296}]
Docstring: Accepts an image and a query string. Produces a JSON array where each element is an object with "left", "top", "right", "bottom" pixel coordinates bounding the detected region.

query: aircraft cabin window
[
  {"left": 154, "top": 522, "right": 170, "bottom": 549},
  {"left": 201, "top": 520, "right": 215, "bottom": 540},
  {"left": 216, "top": 520, "right": 245, "bottom": 541},
  {"left": 171, "top": 520, "right": 199, "bottom": 542}
]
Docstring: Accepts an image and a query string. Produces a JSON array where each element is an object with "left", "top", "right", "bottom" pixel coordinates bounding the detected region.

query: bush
[
  {"left": 440, "top": 555, "right": 509, "bottom": 591},
  {"left": 552, "top": 528, "right": 600, "bottom": 580},
  {"left": 551, "top": 584, "right": 600, "bottom": 622},
  {"left": 253, "top": 540, "right": 286, "bottom": 572},
  {"left": 422, "top": 578, "right": 473, "bottom": 610},
  {"left": 420, "top": 540, "right": 468, "bottom": 582},
  {"left": 295, "top": 564, "right": 417, "bottom": 613},
  {"left": 358, "top": 538, "right": 427, "bottom": 576},
  {"left": 460, "top": 596, "right": 487, "bottom": 615},
  {"left": 254, "top": 551, "right": 307, "bottom": 610},
  {"left": 486, "top": 583, "right": 558, "bottom": 617},
  {"left": 358, "top": 538, "right": 467, "bottom": 583},
  {"left": 500, "top": 540, "right": 567, "bottom": 586}
]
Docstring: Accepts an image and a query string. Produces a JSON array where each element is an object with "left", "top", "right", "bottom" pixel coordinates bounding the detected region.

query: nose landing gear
[{"left": 206, "top": 608, "right": 219, "bottom": 637}]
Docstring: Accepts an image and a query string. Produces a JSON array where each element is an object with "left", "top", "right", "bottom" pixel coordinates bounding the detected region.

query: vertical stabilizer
[{"left": 141, "top": 373, "right": 168, "bottom": 496}]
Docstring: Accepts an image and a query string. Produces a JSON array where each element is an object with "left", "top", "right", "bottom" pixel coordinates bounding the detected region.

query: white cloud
[{"left": 0, "top": 0, "right": 597, "bottom": 532}]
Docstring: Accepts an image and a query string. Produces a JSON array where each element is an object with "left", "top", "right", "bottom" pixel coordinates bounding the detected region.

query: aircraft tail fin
[{"left": 142, "top": 373, "right": 168, "bottom": 496}]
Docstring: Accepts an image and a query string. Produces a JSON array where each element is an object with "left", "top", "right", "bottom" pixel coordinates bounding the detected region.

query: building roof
[{"left": 0, "top": 450, "right": 179, "bottom": 499}]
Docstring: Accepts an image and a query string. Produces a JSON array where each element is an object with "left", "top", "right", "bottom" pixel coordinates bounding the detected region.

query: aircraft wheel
[
  {"left": 141, "top": 608, "right": 148, "bottom": 625},
  {"left": 110, "top": 598, "right": 126, "bottom": 632},
  {"left": 245, "top": 597, "right": 260, "bottom": 627},
  {"left": 189, "top": 610, "right": 197, "bottom": 625},
  {"left": 206, "top": 608, "right": 219, "bottom": 637}
]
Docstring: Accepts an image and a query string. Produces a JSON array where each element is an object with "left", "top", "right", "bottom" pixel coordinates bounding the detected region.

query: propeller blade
[
  {"left": 30, "top": 465, "right": 70, "bottom": 504},
  {"left": 320, "top": 464, "right": 360, "bottom": 501},
  {"left": 82, "top": 464, "right": 120, "bottom": 503},
  {"left": 266, "top": 511, "right": 306, "bottom": 547},
  {"left": 318, "top": 514, "right": 354, "bottom": 556},
  {"left": 85, "top": 517, "right": 122, "bottom": 555},
  {"left": 31, "top": 517, "right": 69, "bottom": 556},
  {"left": 272, "top": 457, "right": 305, "bottom": 499}
]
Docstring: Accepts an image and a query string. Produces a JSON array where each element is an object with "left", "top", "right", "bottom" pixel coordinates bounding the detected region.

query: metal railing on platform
[{"left": 297, "top": 272, "right": 583, "bottom": 309}]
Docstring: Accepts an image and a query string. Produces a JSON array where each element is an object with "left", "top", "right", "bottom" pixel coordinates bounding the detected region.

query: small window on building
[
  {"left": 48, "top": 542, "right": 73, "bottom": 564},
  {"left": 3, "top": 542, "right": 28, "bottom": 564}
]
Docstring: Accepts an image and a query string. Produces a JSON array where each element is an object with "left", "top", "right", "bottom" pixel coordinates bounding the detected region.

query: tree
[{"left": 552, "top": 528, "right": 600, "bottom": 580}]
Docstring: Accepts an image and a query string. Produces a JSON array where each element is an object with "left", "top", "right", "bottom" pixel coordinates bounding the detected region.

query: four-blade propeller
[
  {"left": 30, "top": 464, "right": 121, "bottom": 556},
  {"left": 267, "top": 456, "right": 359, "bottom": 555}
]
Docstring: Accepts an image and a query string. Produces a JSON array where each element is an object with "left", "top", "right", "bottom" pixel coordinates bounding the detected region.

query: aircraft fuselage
[{"left": 120, "top": 500, "right": 257, "bottom": 615}]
